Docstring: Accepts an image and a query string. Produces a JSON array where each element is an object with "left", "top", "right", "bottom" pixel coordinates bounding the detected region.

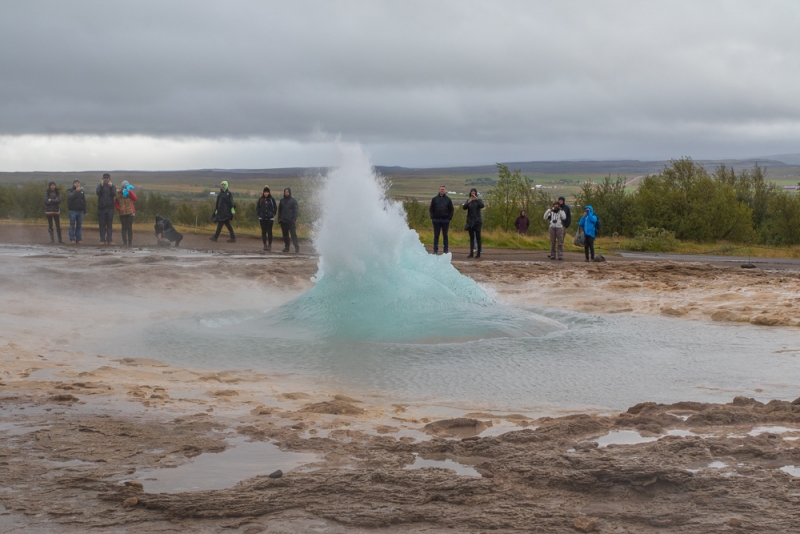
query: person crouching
[{"left": 154, "top": 215, "right": 183, "bottom": 247}]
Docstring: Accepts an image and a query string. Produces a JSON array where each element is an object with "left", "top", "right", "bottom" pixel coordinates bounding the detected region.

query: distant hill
[
  {"left": 375, "top": 158, "right": 789, "bottom": 177},
  {"left": 758, "top": 153, "right": 800, "bottom": 166}
]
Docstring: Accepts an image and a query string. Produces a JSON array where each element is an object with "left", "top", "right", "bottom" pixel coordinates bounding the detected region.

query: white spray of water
[{"left": 274, "top": 144, "right": 557, "bottom": 342}]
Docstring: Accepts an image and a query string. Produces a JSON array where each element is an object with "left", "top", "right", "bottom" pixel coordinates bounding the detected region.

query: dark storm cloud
[{"left": 2, "top": 0, "right": 799, "bottom": 162}]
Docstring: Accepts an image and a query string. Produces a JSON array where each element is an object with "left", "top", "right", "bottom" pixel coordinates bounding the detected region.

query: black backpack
[{"left": 595, "top": 216, "right": 601, "bottom": 233}]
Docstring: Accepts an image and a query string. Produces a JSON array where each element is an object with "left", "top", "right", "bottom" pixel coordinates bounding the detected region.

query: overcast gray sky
[{"left": 1, "top": 0, "right": 799, "bottom": 170}]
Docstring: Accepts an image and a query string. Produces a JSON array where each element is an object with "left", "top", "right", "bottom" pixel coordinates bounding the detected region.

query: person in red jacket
[{"left": 114, "top": 180, "right": 138, "bottom": 246}]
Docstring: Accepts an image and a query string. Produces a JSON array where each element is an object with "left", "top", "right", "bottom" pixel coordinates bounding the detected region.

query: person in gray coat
[{"left": 277, "top": 187, "right": 299, "bottom": 253}]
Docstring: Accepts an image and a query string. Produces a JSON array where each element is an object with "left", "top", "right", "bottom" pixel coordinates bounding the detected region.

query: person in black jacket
[
  {"left": 429, "top": 185, "right": 454, "bottom": 254},
  {"left": 154, "top": 215, "right": 183, "bottom": 247},
  {"left": 66, "top": 180, "right": 88, "bottom": 244},
  {"left": 43, "top": 182, "right": 63, "bottom": 244},
  {"left": 462, "top": 188, "right": 484, "bottom": 258},
  {"left": 277, "top": 187, "right": 299, "bottom": 253},
  {"left": 557, "top": 196, "right": 572, "bottom": 230},
  {"left": 209, "top": 180, "right": 236, "bottom": 242},
  {"left": 256, "top": 186, "right": 278, "bottom": 251},
  {"left": 96, "top": 173, "right": 117, "bottom": 245}
]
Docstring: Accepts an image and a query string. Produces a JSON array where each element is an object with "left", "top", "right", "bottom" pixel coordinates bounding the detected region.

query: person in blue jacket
[{"left": 578, "top": 205, "right": 598, "bottom": 262}]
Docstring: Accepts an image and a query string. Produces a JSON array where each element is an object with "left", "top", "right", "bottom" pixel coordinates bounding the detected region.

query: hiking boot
[
  {"left": 263, "top": 245, "right": 268, "bottom": 251},
  {"left": 226, "top": 238, "right": 236, "bottom": 243},
  {"left": 557, "top": 257, "right": 563, "bottom": 261},
  {"left": 58, "top": 240, "right": 64, "bottom": 244},
  {"left": 100, "top": 241, "right": 106, "bottom": 245},
  {"left": 282, "top": 247, "right": 290, "bottom": 253},
  {"left": 76, "top": 241, "right": 83, "bottom": 245},
  {"left": 209, "top": 236, "right": 218, "bottom": 242},
  {"left": 266, "top": 245, "right": 271, "bottom": 251},
  {"left": 294, "top": 248, "right": 300, "bottom": 253},
  {"left": 107, "top": 241, "right": 114, "bottom": 246},
  {"left": 70, "top": 240, "right": 76, "bottom": 245},
  {"left": 476, "top": 252, "right": 481, "bottom": 258},
  {"left": 175, "top": 238, "right": 182, "bottom": 247},
  {"left": 468, "top": 252, "right": 474, "bottom": 258}
]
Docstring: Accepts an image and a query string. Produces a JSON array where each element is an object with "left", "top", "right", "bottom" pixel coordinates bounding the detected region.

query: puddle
[
  {"left": 593, "top": 430, "right": 659, "bottom": 448},
  {"left": 0, "top": 422, "right": 50, "bottom": 436},
  {"left": 404, "top": 453, "right": 482, "bottom": 477},
  {"left": 666, "top": 429, "right": 697, "bottom": 437},
  {"left": 131, "top": 437, "right": 318, "bottom": 493},
  {"left": 747, "top": 426, "right": 798, "bottom": 437},
  {"left": 687, "top": 461, "right": 728, "bottom": 473},
  {"left": 666, "top": 412, "right": 692, "bottom": 421},
  {"left": 780, "top": 466, "right": 800, "bottom": 477},
  {"left": 479, "top": 422, "right": 536, "bottom": 437}
]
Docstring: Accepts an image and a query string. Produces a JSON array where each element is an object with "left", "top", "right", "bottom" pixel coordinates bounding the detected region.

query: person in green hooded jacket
[{"left": 209, "top": 180, "right": 236, "bottom": 242}]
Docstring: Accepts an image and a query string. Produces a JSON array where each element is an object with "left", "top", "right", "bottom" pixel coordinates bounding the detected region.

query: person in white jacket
[{"left": 544, "top": 202, "right": 567, "bottom": 260}]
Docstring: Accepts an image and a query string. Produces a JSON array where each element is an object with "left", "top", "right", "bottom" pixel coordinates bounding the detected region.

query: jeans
[
  {"left": 584, "top": 235, "right": 595, "bottom": 260},
  {"left": 468, "top": 224, "right": 482, "bottom": 253},
  {"left": 119, "top": 214, "right": 133, "bottom": 245},
  {"left": 549, "top": 226, "right": 564, "bottom": 259},
  {"left": 281, "top": 222, "right": 298, "bottom": 251},
  {"left": 260, "top": 219, "right": 274, "bottom": 247},
  {"left": 98, "top": 209, "right": 114, "bottom": 242},
  {"left": 69, "top": 211, "right": 84, "bottom": 242},
  {"left": 432, "top": 219, "right": 450, "bottom": 253}
]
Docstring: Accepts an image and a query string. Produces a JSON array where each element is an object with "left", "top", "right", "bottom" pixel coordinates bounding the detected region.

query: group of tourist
[
  {"left": 42, "top": 175, "right": 301, "bottom": 253},
  {"left": 429, "top": 189, "right": 600, "bottom": 261}
]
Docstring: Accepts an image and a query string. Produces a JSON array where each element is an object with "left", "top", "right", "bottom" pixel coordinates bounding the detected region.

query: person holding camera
[
  {"left": 462, "top": 188, "right": 484, "bottom": 258},
  {"left": 544, "top": 202, "right": 566, "bottom": 260}
]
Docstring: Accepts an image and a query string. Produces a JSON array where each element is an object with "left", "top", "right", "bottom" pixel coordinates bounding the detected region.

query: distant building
[{"left": 783, "top": 185, "right": 799, "bottom": 191}]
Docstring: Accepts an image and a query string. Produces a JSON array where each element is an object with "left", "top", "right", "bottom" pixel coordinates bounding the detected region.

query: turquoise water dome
[{"left": 269, "top": 146, "right": 561, "bottom": 342}]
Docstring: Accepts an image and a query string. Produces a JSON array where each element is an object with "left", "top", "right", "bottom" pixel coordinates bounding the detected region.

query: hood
[
  {"left": 155, "top": 215, "right": 163, "bottom": 222},
  {"left": 284, "top": 187, "right": 292, "bottom": 197},
  {"left": 220, "top": 180, "right": 229, "bottom": 191},
  {"left": 584, "top": 205, "right": 594, "bottom": 216}
]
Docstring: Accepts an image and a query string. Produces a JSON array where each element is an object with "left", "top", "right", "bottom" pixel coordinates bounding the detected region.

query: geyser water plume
[{"left": 272, "top": 145, "right": 560, "bottom": 342}]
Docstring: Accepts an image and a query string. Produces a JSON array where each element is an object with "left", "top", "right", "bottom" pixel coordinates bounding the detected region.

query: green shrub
[{"left": 624, "top": 227, "right": 678, "bottom": 252}]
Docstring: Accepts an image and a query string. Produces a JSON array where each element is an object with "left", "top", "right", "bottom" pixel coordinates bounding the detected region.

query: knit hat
[
  {"left": 102, "top": 173, "right": 111, "bottom": 179},
  {"left": 121, "top": 180, "right": 129, "bottom": 188},
  {"left": 263, "top": 185, "right": 270, "bottom": 193},
  {"left": 48, "top": 181, "right": 56, "bottom": 187}
]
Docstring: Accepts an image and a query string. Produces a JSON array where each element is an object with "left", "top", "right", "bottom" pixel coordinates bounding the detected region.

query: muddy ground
[{"left": 2, "top": 240, "right": 800, "bottom": 532}]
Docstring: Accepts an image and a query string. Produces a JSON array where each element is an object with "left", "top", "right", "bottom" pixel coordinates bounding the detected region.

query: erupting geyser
[{"left": 272, "top": 145, "right": 560, "bottom": 342}]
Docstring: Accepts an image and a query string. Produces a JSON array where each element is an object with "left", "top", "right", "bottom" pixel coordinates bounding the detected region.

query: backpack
[{"left": 595, "top": 216, "right": 601, "bottom": 233}]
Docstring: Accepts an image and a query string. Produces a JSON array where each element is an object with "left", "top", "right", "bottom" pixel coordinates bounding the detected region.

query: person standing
[
  {"left": 209, "top": 180, "right": 236, "bottom": 242},
  {"left": 256, "top": 186, "right": 278, "bottom": 251},
  {"left": 514, "top": 210, "right": 530, "bottom": 236},
  {"left": 557, "top": 196, "right": 572, "bottom": 230},
  {"left": 66, "top": 180, "right": 87, "bottom": 244},
  {"left": 277, "top": 187, "right": 299, "bottom": 253},
  {"left": 578, "top": 205, "right": 599, "bottom": 262},
  {"left": 114, "top": 180, "right": 137, "bottom": 247},
  {"left": 429, "top": 185, "right": 454, "bottom": 254},
  {"left": 544, "top": 202, "right": 566, "bottom": 260},
  {"left": 96, "top": 173, "right": 117, "bottom": 245},
  {"left": 462, "top": 188, "right": 484, "bottom": 258},
  {"left": 43, "top": 182, "right": 63, "bottom": 244}
]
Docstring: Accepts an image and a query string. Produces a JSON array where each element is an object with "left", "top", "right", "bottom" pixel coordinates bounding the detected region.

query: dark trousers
[
  {"left": 468, "top": 225, "right": 482, "bottom": 253},
  {"left": 584, "top": 235, "right": 595, "bottom": 260},
  {"left": 98, "top": 209, "right": 114, "bottom": 242},
  {"left": 281, "top": 222, "right": 298, "bottom": 251},
  {"left": 214, "top": 220, "right": 235, "bottom": 239},
  {"left": 119, "top": 214, "right": 133, "bottom": 245},
  {"left": 46, "top": 215, "right": 62, "bottom": 242},
  {"left": 260, "top": 219, "right": 274, "bottom": 246},
  {"left": 432, "top": 220, "right": 450, "bottom": 253}
]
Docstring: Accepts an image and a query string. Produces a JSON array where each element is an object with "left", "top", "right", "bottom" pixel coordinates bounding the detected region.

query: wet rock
[
  {"left": 249, "top": 405, "right": 273, "bottom": 415},
  {"left": 210, "top": 389, "right": 239, "bottom": 397},
  {"left": 122, "top": 497, "right": 138, "bottom": 507},
  {"left": 423, "top": 418, "right": 487, "bottom": 437},
  {"left": 49, "top": 394, "right": 79, "bottom": 403},
  {"left": 741, "top": 263, "right": 756, "bottom": 269},
  {"left": 268, "top": 470, "right": 283, "bottom": 479},
  {"left": 573, "top": 517, "right": 598, "bottom": 532},
  {"left": 627, "top": 402, "right": 658, "bottom": 415},
  {"left": 729, "top": 518, "right": 742, "bottom": 527},
  {"left": 124, "top": 481, "right": 144, "bottom": 491},
  {"left": 731, "top": 396, "right": 764, "bottom": 407},
  {"left": 332, "top": 394, "right": 362, "bottom": 403},
  {"left": 279, "top": 392, "right": 310, "bottom": 400},
  {"left": 301, "top": 400, "right": 364, "bottom": 415}
]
